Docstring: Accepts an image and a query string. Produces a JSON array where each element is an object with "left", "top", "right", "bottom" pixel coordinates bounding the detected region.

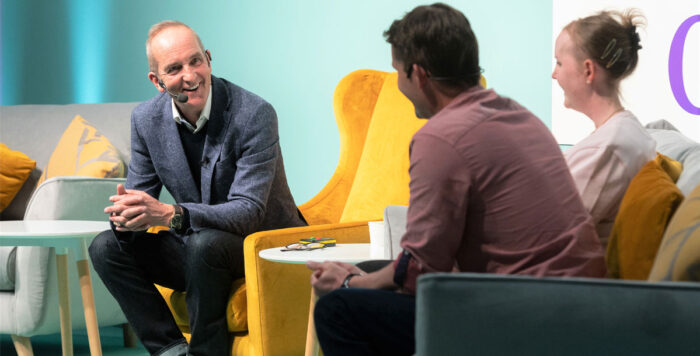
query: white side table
[
  {"left": 0, "top": 220, "right": 109, "bottom": 356},
  {"left": 259, "top": 243, "right": 372, "bottom": 356}
]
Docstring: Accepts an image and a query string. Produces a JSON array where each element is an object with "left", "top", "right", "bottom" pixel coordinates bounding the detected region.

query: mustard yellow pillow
[
  {"left": 37, "top": 115, "right": 125, "bottom": 186},
  {"left": 606, "top": 154, "right": 684, "bottom": 280},
  {"left": 339, "top": 74, "right": 426, "bottom": 222},
  {"left": 655, "top": 151, "right": 682, "bottom": 182},
  {"left": 648, "top": 182, "right": 700, "bottom": 282},
  {"left": 0, "top": 143, "right": 36, "bottom": 212}
]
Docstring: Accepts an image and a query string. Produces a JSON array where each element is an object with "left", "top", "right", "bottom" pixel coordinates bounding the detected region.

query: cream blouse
[{"left": 564, "top": 110, "right": 656, "bottom": 248}]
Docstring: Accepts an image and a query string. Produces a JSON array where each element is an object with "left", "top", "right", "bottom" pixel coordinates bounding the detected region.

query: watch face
[{"left": 170, "top": 214, "right": 183, "bottom": 229}]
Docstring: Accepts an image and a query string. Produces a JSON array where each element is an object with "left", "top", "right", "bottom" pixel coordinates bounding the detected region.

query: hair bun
[{"left": 630, "top": 29, "right": 642, "bottom": 50}]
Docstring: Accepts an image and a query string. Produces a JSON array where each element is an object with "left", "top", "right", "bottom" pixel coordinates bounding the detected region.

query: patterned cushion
[
  {"left": 606, "top": 154, "right": 684, "bottom": 280},
  {"left": 0, "top": 143, "right": 36, "bottom": 212},
  {"left": 648, "top": 182, "right": 700, "bottom": 281},
  {"left": 37, "top": 115, "right": 125, "bottom": 186}
]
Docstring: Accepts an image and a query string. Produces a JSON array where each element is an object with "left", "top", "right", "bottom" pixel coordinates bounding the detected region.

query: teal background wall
[{"left": 1, "top": 0, "right": 553, "bottom": 203}]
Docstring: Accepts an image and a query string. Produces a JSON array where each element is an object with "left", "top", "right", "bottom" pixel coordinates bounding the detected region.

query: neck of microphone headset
[{"left": 159, "top": 80, "right": 189, "bottom": 103}]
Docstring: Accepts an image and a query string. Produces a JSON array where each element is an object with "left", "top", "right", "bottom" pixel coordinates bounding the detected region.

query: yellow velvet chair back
[{"left": 299, "top": 69, "right": 426, "bottom": 224}]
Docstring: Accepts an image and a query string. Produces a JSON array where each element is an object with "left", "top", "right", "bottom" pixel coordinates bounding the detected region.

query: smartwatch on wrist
[
  {"left": 169, "top": 204, "right": 184, "bottom": 231},
  {"left": 341, "top": 273, "right": 359, "bottom": 289}
]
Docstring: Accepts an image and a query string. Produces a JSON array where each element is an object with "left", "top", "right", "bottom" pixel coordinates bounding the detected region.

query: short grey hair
[{"left": 145, "top": 21, "right": 206, "bottom": 74}]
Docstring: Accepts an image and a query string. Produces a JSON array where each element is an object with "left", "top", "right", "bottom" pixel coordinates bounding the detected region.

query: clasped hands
[
  {"left": 104, "top": 184, "right": 174, "bottom": 232},
  {"left": 306, "top": 261, "right": 365, "bottom": 297}
]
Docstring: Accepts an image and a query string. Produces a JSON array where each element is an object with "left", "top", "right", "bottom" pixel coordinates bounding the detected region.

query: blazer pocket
[{"left": 213, "top": 155, "right": 237, "bottom": 197}]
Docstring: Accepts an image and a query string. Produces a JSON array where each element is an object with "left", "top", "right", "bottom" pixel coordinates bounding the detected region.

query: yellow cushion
[
  {"left": 648, "top": 182, "right": 700, "bottom": 281},
  {"left": 156, "top": 277, "right": 248, "bottom": 333},
  {"left": 606, "top": 154, "right": 684, "bottom": 280},
  {"left": 37, "top": 115, "right": 125, "bottom": 185},
  {"left": 0, "top": 143, "right": 36, "bottom": 212},
  {"left": 655, "top": 152, "right": 682, "bottom": 182},
  {"left": 339, "top": 73, "right": 426, "bottom": 222}
]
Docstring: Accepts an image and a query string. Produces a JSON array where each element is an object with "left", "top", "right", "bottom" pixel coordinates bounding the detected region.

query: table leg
[
  {"left": 11, "top": 334, "right": 34, "bottom": 356},
  {"left": 56, "top": 253, "right": 73, "bottom": 356},
  {"left": 304, "top": 288, "right": 320, "bottom": 356},
  {"left": 77, "top": 259, "right": 103, "bottom": 356}
]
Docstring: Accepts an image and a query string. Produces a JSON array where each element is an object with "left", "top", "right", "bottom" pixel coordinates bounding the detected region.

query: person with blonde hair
[{"left": 552, "top": 9, "right": 656, "bottom": 248}]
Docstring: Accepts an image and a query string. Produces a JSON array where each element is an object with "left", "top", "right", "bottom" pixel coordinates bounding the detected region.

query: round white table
[
  {"left": 0, "top": 220, "right": 109, "bottom": 356},
  {"left": 259, "top": 243, "right": 371, "bottom": 264},
  {"left": 259, "top": 243, "right": 373, "bottom": 356}
]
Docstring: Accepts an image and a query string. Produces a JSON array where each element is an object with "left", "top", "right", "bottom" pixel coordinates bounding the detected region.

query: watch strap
[{"left": 341, "top": 273, "right": 359, "bottom": 289}]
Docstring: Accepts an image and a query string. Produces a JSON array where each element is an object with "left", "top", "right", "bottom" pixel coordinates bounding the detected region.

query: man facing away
[
  {"left": 307, "top": 4, "right": 606, "bottom": 355},
  {"left": 89, "top": 21, "right": 306, "bottom": 356}
]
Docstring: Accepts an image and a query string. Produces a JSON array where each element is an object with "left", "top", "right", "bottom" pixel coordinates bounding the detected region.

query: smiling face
[
  {"left": 148, "top": 25, "right": 211, "bottom": 120},
  {"left": 552, "top": 30, "right": 589, "bottom": 112}
]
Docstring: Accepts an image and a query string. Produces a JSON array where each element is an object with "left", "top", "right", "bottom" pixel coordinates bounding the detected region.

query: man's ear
[
  {"left": 583, "top": 59, "right": 595, "bottom": 84},
  {"left": 412, "top": 64, "right": 429, "bottom": 88},
  {"left": 205, "top": 50, "right": 212, "bottom": 65},
  {"left": 148, "top": 72, "right": 165, "bottom": 92}
]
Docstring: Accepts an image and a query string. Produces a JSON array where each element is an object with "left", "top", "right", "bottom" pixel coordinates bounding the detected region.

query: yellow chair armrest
[{"left": 243, "top": 221, "right": 370, "bottom": 355}]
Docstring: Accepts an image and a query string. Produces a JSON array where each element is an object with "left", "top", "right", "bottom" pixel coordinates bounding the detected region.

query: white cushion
[
  {"left": 647, "top": 127, "right": 700, "bottom": 195},
  {"left": 383, "top": 205, "right": 408, "bottom": 259}
]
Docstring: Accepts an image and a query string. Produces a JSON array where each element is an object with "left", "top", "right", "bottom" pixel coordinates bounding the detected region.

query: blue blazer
[{"left": 126, "top": 75, "right": 305, "bottom": 236}]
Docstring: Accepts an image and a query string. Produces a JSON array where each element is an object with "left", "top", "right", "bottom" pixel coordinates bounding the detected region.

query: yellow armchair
[{"left": 244, "top": 69, "right": 428, "bottom": 355}]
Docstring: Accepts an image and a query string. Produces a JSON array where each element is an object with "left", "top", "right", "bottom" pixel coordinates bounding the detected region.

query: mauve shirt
[{"left": 395, "top": 86, "right": 606, "bottom": 294}]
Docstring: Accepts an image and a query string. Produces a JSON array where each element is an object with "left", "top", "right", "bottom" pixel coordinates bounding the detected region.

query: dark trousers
[
  {"left": 314, "top": 288, "right": 416, "bottom": 356},
  {"left": 89, "top": 228, "right": 244, "bottom": 356}
]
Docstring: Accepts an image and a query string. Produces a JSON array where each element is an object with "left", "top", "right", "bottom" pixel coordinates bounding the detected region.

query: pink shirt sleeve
[{"left": 394, "top": 133, "right": 471, "bottom": 294}]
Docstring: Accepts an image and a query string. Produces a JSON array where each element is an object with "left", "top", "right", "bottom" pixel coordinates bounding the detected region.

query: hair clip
[
  {"left": 606, "top": 48, "right": 622, "bottom": 69},
  {"left": 601, "top": 38, "right": 617, "bottom": 60}
]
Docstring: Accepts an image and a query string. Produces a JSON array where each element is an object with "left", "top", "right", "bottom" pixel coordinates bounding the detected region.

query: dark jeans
[
  {"left": 89, "top": 228, "right": 244, "bottom": 356},
  {"left": 314, "top": 287, "right": 416, "bottom": 356}
]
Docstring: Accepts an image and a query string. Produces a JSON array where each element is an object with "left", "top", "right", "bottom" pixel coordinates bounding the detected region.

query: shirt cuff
[
  {"left": 175, "top": 205, "right": 192, "bottom": 235},
  {"left": 393, "top": 250, "right": 421, "bottom": 295}
]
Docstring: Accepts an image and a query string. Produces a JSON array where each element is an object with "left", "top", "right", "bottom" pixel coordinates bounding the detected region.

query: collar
[{"left": 171, "top": 85, "right": 213, "bottom": 133}]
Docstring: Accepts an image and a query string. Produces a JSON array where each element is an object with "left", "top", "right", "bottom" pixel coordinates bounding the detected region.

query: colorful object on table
[{"left": 281, "top": 237, "right": 336, "bottom": 251}]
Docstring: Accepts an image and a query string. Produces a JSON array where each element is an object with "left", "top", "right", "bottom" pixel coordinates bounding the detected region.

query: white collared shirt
[{"left": 171, "top": 86, "right": 213, "bottom": 134}]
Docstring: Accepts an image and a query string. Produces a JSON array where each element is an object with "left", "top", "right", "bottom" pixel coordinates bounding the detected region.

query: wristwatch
[
  {"left": 341, "top": 273, "right": 359, "bottom": 289},
  {"left": 169, "top": 204, "right": 184, "bottom": 231}
]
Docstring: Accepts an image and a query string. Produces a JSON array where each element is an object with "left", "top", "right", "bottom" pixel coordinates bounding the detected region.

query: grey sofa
[{"left": 0, "top": 103, "right": 139, "bottom": 348}]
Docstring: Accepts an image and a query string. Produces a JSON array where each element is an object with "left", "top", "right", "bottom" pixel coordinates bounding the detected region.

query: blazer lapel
[
  {"left": 157, "top": 98, "right": 201, "bottom": 203},
  {"left": 200, "top": 76, "right": 231, "bottom": 204}
]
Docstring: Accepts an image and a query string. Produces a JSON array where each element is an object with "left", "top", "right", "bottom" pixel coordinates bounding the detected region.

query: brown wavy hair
[{"left": 384, "top": 3, "right": 481, "bottom": 88}]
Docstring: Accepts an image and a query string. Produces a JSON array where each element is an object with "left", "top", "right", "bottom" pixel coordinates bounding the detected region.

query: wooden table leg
[
  {"left": 304, "top": 288, "right": 320, "bottom": 356},
  {"left": 77, "top": 259, "right": 102, "bottom": 356},
  {"left": 11, "top": 334, "right": 34, "bottom": 356},
  {"left": 56, "top": 253, "right": 73, "bottom": 356}
]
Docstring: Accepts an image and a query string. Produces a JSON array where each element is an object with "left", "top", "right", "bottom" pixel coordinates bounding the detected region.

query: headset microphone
[{"left": 158, "top": 80, "right": 189, "bottom": 103}]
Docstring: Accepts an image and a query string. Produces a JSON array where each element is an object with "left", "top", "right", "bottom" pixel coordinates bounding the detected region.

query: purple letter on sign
[{"left": 669, "top": 15, "right": 700, "bottom": 115}]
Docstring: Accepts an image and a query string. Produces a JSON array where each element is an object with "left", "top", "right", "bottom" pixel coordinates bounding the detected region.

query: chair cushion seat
[{"left": 155, "top": 277, "right": 248, "bottom": 333}]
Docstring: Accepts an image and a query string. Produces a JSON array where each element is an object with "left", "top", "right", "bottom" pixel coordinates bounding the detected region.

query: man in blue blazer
[{"left": 89, "top": 21, "right": 306, "bottom": 356}]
